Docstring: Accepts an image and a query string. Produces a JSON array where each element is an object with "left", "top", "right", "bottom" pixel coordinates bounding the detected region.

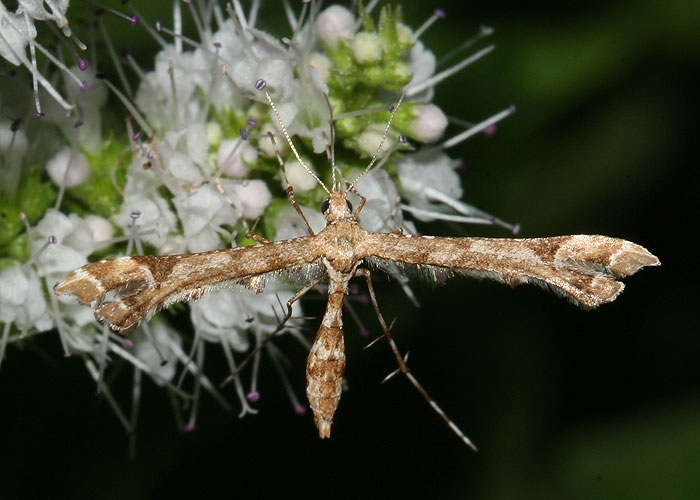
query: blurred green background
[{"left": 0, "top": 1, "right": 696, "bottom": 499}]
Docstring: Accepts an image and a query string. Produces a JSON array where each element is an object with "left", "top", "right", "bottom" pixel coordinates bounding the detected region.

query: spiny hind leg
[{"left": 356, "top": 268, "right": 478, "bottom": 451}]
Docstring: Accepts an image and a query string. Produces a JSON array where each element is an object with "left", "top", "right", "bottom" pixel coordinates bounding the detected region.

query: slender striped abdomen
[{"left": 306, "top": 287, "right": 346, "bottom": 438}]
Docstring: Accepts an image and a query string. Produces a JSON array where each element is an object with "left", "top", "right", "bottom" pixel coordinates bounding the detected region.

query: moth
[{"left": 55, "top": 88, "right": 660, "bottom": 448}]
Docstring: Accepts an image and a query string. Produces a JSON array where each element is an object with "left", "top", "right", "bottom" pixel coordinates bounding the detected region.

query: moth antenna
[
  {"left": 322, "top": 93, "right": 339, "bottom": 191},
  {"left": 348, "top": 93, "right": 405, "bottom": 191},
  {"left": 261, "top": 84, "right": 330, "bottom": 195},
  {"left": 267, "top": 131, "right": 317, "bottom": 235}
]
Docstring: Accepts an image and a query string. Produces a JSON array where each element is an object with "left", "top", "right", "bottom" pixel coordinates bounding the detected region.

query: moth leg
[
  {"left": 219, "top": 275, "right": 325, "bottom": 389},
  {"left": 345, "top": 182, "right": 367, "bottom": 220},
  {"left": 212, "top": 177, "right": 271, "bottom": 244},
  {"left": 243, "top": 218, "right": 269, "bottom": 244},
  {"left": 356, "top": 268, "right": 478, "bottom": 451}
]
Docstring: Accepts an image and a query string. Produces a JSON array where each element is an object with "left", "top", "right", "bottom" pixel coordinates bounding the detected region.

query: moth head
[{"left": 322, "top": 191, "right": 353, "bottom": 222}]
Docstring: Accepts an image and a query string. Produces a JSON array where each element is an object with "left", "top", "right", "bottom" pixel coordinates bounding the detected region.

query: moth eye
[{"left": 321, "top": 199, "right": 353, "bottom": 213}]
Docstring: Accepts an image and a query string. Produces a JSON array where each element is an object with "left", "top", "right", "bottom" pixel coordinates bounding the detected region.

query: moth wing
[
  {"left": 55, "top": 237, "right": 325, "bottom": 332},
  {"left": 362, "top": 233, "right": 659, "bottom": 309}
]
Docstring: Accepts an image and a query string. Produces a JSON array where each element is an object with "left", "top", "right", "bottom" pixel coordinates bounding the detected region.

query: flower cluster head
[{"left": 0, "top": 1, "right": 515, "bottom": 444}]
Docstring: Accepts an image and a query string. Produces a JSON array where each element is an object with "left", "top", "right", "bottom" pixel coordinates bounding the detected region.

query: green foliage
[
  {"left": 63, "top": 136, "right": 130, "bottom": 218},
  {"left": 0, "top": 169, "right": 56, "bottom": 263}
]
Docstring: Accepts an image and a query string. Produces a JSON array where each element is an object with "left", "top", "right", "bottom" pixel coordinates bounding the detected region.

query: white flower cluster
[
  {"left": 0, "top": 1, "right": 515, "bottom": 439},
  {"left": 0, "top": 0, "right": 93, "bottom": 115}
]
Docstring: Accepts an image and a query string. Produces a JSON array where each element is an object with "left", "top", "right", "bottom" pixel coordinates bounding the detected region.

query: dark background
[{"left": 1, "top": 1, "right": 696, "bottom": 499}]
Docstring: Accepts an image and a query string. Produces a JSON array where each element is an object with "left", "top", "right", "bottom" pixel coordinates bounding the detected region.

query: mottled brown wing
[
  {"left": 362, "top": 233, "right": 659, "bottom": 309},
  {"left": 55, "top": 236, "right": 324, "bottom": 332}
]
